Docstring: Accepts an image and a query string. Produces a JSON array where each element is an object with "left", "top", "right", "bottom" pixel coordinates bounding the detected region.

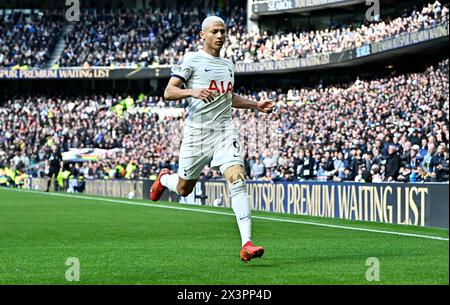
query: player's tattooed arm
[
  {"left": 232, "top": 93, "right": 275, "bottom": 114},
  {"left": 164, "top": 77, "right": 215, "bottom": 102}
]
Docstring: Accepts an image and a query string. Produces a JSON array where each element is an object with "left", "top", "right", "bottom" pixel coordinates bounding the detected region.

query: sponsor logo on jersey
[{"left": 208, "top": 80, "right": 233, "bottom": 94}]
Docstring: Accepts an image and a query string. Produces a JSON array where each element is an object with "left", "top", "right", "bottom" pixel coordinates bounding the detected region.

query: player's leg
[
  {"left": 223, "top": 164, "right": 252, "bottom": 244},
  {"left": 151, "top": 148, "right": 212, "bottom": 201},
  {"left": 151, "top": 170, "right": 203, "bottom": 200},
  {"left": 175, "top": 177, "right": 198, "bottom": 197},
  {"left": 151, "top": 126, "right": 214, "bottom": 201},
  {"left": 158, "top": 170, "right": 199, "bottom": 197},
  {"left": 223, "top": 163, "right": 264, "bottom": 262},
  {"left": 212, "top": 128, "right": 264, "bottom": 261},
  {"left": 212, "top": 129, "right": 252, "bottom": 245}
]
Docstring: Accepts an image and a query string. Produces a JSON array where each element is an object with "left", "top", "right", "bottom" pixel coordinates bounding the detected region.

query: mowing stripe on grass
[{"left": 1, "top": 187, "right": 448, "bottom": 241}]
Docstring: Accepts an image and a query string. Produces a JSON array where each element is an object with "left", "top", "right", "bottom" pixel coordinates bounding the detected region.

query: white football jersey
[{"left": 171, "top": 49, "right": 235, "bottom": 130}]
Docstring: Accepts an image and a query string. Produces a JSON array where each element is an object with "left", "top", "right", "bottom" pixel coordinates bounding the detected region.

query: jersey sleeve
[{"left": 171, "top": 53, "right": 194, "bottom": 83}]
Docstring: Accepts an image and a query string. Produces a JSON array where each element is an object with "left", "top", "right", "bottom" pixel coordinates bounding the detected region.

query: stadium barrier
[
  {"left": 84, "top": 179, "right": 144, "bottom": 199},
  {"left": 25, "top": 178, "right": 145, "bottom": 199},
  {"left": 141, "top": 179, "right": 449, "bottom": 229},
  {"left": 201, "top": 180, "right": 449, "bottom": 229},
  {"left": 24, "top": 178, "right": 448, "bottom": 228},
  {"left": 1, "top": 23, "right": 447, "bottom": 79}
]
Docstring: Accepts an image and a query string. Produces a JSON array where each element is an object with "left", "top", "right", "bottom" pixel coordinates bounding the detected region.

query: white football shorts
[{"left": 178, "top": 127, "right": 244, "bottom": 180}]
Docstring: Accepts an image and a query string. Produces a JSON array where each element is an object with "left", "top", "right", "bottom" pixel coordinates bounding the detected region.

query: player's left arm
[{"left": 231, "top": 93, "right": 275, "bottom": 114}]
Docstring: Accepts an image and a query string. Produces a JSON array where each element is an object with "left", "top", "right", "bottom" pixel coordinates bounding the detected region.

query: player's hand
[
  {"left": 256, "top": 100, "right": 275, "bottom": 114},
  {"left": 190, "top": 88, "right": 215, "bottom": 103}
]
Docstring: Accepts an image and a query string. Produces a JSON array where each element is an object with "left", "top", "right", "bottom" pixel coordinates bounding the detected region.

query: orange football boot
[
  {"left": 240, "top": 241, "right": 265, "bottom": 262},
  {"left": 150, "top": 168, "right": 170, "bottom": 201}
]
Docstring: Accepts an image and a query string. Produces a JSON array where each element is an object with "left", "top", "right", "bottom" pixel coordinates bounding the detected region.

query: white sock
[
  {"left": 161, "top": 173, "right": 180, "bottom": 194},
  {"left": 229, "top": 180, "right": 252, "bottom": 247}
]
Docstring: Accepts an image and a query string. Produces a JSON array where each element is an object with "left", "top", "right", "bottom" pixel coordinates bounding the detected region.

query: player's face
[{"left": 201, "top": 22, "right": 226, "bottom": 51}]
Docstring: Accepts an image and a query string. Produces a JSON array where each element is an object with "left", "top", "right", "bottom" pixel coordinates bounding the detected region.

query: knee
[
  {"left": 224, "top": 165, "right": 246, "bottom": 185},
  {"left": 224, "top": 165, "right": 247, "bottom": 196}
]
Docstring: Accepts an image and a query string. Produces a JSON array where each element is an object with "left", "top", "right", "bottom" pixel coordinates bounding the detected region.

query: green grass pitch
[{"left": 0, "top": 187, "right": 448, "bottom": 285}]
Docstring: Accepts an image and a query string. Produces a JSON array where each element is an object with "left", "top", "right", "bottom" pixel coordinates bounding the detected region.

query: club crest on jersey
[{"left": 209, "top": 80, "right": 233, "bottom": 94}]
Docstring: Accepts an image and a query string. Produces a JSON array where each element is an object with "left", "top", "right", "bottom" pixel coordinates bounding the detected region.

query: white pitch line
[{"left": 1, "top": 188, "right": 449, "bottom": 241}]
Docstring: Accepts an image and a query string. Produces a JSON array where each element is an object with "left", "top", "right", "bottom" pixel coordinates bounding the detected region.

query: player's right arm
[
  {"left": 165, "top": 53, "right": 214, "bottom": 102},
  {"left": 164, "top": 77, "right": 213, "bottom": 101}
]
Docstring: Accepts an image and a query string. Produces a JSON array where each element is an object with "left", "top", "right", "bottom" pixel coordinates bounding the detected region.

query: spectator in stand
[
  {"left": 422, "top": 142, "right": 437, "bottom": 175},
  {"left": 385, "top": 145, "right": 402, "bottom": 181},
  {"left": 299, "top": 149, "right": 315, "bottom": 180},
  {"left": 333, "top": 151, "right": 346, "bottom": 180},
  {"left": 251, "top": 158, "right": 265, "bottom": 180},
  {"left": 430, "top": 143, "right": 449, "bottom": 182},
  {"left": 406, "top": 145, "right": 422, "bottom": 170}
]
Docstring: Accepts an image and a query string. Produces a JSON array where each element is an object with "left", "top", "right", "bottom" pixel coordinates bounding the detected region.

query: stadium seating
[
  {"left": 0, "top": 10, "right": 63, "bottom": 68},
  {"left": 1, "top": 59, "right": 448, "bottom": 183},
  {"left": 1, "top": 1, "right": 447, "bottom": 67}
]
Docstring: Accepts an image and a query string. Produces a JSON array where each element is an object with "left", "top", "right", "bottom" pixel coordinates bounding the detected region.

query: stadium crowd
[
  {"left": 1, "top": 1, "right": 448, "bottom": 68},
  {"left": 159, "top": 1, "right": 449, "bottom": 64},
  {"left": 235, "top": 59, "right": 449, "bottom": 183},
  {"left": 59, "top": 0, "right": 450, "bottom": 66},
  {"left": 57, "top": 9, "right": 192, "bottom": 67},
  {"left": 1, "top": 59, "right": 448, "bottom": 186},
  {"left": 58, "top": 1, "right": 243, "bottom": 67},
  {"left": 0, "top": 10, "right": 62, "bottom": 68},
  {"left": 158, "top": 3, "right": 246, "bottom": 65},
  {"left": 242, "top": 1, "right": 447, "bottom": 62}
]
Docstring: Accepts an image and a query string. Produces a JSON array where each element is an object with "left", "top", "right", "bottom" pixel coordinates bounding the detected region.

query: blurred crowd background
[
  {"left": 1, "top": 59, "right": 448, "bottom": 184},
  {"left": 0, "top": 0, "right": 448, "bottom": 188}
]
